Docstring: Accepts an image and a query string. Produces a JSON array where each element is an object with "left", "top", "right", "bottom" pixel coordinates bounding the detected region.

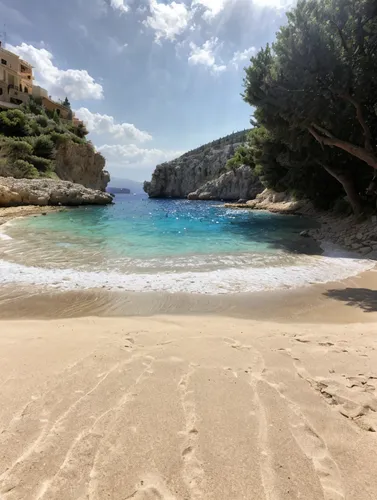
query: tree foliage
[
  {"left": 239, "top": 0, "right": 377, "bottom": 214},
  {"left": 62, "top": 97, "right": 71, "bottom": 109}
]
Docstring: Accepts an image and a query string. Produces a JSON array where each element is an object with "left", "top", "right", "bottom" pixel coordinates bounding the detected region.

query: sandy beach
[
  {"left": 1, "top": 205, "right": 377, "bottom": 499},
  {"left": 1, "top": 268, "right": 377, "bottom": 499}
]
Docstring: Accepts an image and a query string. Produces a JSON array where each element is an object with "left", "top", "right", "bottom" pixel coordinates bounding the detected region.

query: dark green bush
[
  {"left": 35, "top": 115, "right": 49, "bottom": 127},
  {"left": 28, "top": 155, "right": 54, "bottom": 173},
  {"left": 33, "top": 135, "right": 55, "bottom": 159},
  {"left": 0, "top": 109, "right": 31, "bottom": 137},
  {"left": 4, "top": 139, "right": 33, "bottom": 160},
  {"left": 12, "top": 159, "right": 39, "bottom": 178}
]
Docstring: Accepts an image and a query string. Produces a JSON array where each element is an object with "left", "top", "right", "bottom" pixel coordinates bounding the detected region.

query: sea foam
[{"left": 0, "top": 255, "right": 373, "bottom": 295}]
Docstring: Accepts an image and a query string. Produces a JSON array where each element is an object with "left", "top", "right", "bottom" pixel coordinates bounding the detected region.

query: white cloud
[
  {"left": 188, "top": 37, "right": 226, "bottom": 73},
  {"left": 143, "top": 0, "right": 192, "bottom": 42},
  {"left": 75, "top": 108, "right": 152, "bottom": 143},
  {"left": 98, "top": 144, "right": 183, "bottom": 169},
  {"left": 8, "top": 43, "right": 103, "bottom": 101},
  {"left": 231, "top": 46, "right": 256, "bottom": 68},
  {"left": 192, "top": 0, "right": 227, "bottom": 19},
  {"left": 110, "top": 0, "right": 129, "bottom": 13}
]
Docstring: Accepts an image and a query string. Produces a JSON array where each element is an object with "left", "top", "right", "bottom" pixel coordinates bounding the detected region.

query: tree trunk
[
  {"left": 320, "top": 163, "right": 364, "bottom": 215},
  {"left": 309, "top": 126, "right": 377, "bottom": 170}
]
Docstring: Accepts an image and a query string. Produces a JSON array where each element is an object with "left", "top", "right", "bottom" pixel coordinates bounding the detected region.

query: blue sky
[{"left": 0, "top": 0, "right": 294, "bottom": 181}]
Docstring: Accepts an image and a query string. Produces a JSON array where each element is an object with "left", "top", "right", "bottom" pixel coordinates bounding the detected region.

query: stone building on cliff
[{"left": 0, "top": 41, "right": 83, "bottom": 126}]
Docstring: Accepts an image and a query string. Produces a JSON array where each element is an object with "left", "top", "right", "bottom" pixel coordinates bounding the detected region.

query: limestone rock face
[
  {"left": 55, "top": 142, "right": 110, "bottom": 192},
  {"left": 0, "top": 177, "right": 112, "bottom": 207},
  {"left": 187, "top": 165, "right": 262, "bottom": 201},
  {"left": 144, "top": 144, "right": 237, "bottom": 198}
]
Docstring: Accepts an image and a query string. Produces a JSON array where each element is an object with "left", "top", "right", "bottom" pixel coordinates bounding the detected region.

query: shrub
[
  {"left": 75, "top": 122, "right": 89, "bottom": 138},
  {"left": 52, "top": 110, "right": 61, "bottom": 124},
  {"left": 35, "top": 115, "right": 49, "bottom": 127},
  {"left": 12, "top": 159, "right": 39, "bottom": 178},
  {"left": 33, "top": 135, "right": 55, "bottom": 159},
  {"left": 49, "top": 132, "right": 71, "bottom": 146},
  {"left": 70, "top": 135, "right": 86, "bottom": 145},
  {"left": 4, "top": 139, "right": 33, "bottom": 160},
  {"left": 0, "top": 109, "right": 31, "bottom": 137},
  {"left": 28, "top": 155, "right": 54, "bottom": 173}
]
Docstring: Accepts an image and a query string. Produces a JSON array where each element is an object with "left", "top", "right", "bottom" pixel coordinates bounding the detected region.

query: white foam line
[
  {"left": 0, "top": 233, "right": 12, "bottom": 241},
  {"left": 0, "top": 256, "right": 374, "bottom": 295}
]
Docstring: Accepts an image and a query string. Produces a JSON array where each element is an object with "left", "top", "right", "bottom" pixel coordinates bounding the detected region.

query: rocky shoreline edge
[
  {"left": 0, "top": 176, "right": 113, "bottom": 228},
  {"left": 0, "top": 176, "right": 112, "bottom": 209},
  {"left": 225, "top": 189, "right": 377, "bottom": 259}
]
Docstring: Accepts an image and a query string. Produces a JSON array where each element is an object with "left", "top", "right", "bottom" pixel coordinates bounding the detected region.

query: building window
[
  {"left": 1, "top": 59, "right": 7, "bottom": 65},
  {"left": 0, "top": 88, "right": 2, "bottom": 96}
]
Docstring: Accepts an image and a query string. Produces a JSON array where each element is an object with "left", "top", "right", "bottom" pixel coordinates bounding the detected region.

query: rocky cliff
[
  {"left": 55, "top": 142, "right": 110, "bottom": 192},
  {"left": 144, "top": 130, "right": 253, "bottom": 199},
  {"left": 0, "top": 177, "right": 112, "bottom": 207},
  {"left": 187, "top": 165, "right": 262, "bottom": 201},
  {"left": 144, "top": 144, "right": 237, "bottom": 198}
]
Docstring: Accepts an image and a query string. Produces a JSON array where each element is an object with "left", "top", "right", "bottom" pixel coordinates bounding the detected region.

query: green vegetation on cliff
[
  {"left": 229, "top": 0, "right": 377, "bottom": 214},
  {"left": 0, "top": 97, "right": 90, "bottom": 179},
  {"left": 181, "top": 130, "right": 250, "bottom": 159}
]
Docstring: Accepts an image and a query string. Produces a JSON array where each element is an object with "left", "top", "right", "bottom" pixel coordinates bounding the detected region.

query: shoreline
[
  {"left": 0, "top": 205, "right": 64, "bottom": 227},
  {"left": 0, "top": 264, "right": 376, "bottom": 323},
  {"left": 224, "top": 191, "right": 377, "bottom": 258},
  {"left": 0, "top": 201, "right": 376, "bottom": 320}
]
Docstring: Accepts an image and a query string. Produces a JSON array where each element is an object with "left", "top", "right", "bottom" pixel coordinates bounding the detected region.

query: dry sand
[{"left": 1, "top": 306, "right": 377, "bottom": 499}]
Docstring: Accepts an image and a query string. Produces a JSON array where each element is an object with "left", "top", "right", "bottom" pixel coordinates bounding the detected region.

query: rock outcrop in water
[
  {"left": 55, "top": 142, "right": 110, "bottom": 192},
  {"left": 144, "top": 130, "right": 260, "bottom": 200},
  {"left": 187, "top": 165, "right": 262, "bottom": 201},
  {"left": 0, "top": 177, "right": 112, "bottom": 207}
]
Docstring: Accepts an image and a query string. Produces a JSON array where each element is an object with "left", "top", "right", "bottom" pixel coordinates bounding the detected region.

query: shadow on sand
[{"left": 324, "top": 288, "right": 377, "bottom": 313}]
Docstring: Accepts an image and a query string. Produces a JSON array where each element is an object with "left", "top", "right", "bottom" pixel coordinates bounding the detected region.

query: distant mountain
[
  {"left": 108, "top": 177, "right": 143, "bottom": 194},
  {"left": 107, "top": 187, "right": 131, "bottom": 194}
]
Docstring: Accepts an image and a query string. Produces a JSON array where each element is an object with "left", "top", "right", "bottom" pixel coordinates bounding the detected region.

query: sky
[{"left": 0, "top": 0, "right": 295, "bottom": 182}]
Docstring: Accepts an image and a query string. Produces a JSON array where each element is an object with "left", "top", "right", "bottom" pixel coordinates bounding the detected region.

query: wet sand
[
  {"left": 0, "top": 266, "right": 376, "bottom": 323},
  {"left": 1, "top": 268, "right": 377, "bottom": 499}
]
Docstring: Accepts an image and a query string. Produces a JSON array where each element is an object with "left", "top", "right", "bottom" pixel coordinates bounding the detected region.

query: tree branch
[
  {"left": 308, "top": 126, "right": 377, "bottom": 170},
  {"left": 339, "top": 92, "right": 374, "bottom": 152},
  {"left": 330, "top": 20, "right": 350, "bottom": 55},
  {"left": 311, "top": 123, "right": 335, "bottom": 139}
]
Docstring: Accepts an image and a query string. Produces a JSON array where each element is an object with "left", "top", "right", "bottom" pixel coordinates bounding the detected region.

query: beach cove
[{"left": 1, "top": 199, "right": 377, "bottom": 499}]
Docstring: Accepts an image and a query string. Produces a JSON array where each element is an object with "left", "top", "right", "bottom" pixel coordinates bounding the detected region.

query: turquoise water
[
  {"left": 0, "top": 195, "right": 372, "bottom": 294},
  {"left": 4, "top": 195, "right": 317, "bottom": 266}
]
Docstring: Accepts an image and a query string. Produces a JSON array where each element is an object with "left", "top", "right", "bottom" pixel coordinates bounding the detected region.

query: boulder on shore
[{"left": 0, "top": 177, "right": 113, "bottom": 207}]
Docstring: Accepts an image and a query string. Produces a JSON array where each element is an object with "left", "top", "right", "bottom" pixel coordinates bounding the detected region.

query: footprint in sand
[{"left": 125, "top": 474, "right": 177, "bottom": 500}]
